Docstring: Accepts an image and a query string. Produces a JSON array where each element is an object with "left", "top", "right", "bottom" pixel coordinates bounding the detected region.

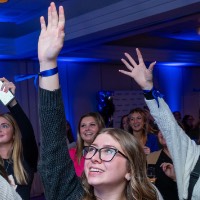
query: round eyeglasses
[{"left": 83, "top": 146, "right": 128, "bottom": 162}]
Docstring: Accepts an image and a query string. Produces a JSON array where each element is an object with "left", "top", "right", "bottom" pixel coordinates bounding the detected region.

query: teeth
[
  {"left": 85, "top": 132, "right": 93, "bottom": 136},
  {"left": 90, "top": 168, "right": 102, "bottom": 172}
]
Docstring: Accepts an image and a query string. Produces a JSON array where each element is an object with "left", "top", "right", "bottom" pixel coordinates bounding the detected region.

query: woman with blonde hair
[
  {"left": 37, "top": 3, "right": 162, "bottom": 199},
  {"left": 69, "top": 112, "right": 105, "bottom": 176},
  {"left": 0, "top": 78, "right": 38, "bottom": 200}
]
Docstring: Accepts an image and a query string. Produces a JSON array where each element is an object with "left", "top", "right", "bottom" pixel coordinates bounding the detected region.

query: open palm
[
  {"left": 38, "top": 3, "right": 65, "bottom": 65},
  {"left": 119, "top": 48, "right": 156, "bottom": 90}
]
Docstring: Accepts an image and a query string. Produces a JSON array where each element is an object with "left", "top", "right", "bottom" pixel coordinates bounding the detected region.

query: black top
[
  {"left": 4, "top": 102, "right": 39, "bottom": 200},
  {"left": 155, "top": 150, "right": 179, "bottom": 200}
]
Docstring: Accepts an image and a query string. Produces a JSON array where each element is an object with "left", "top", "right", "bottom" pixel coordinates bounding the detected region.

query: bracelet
[
  {"left": 39, "top": 67, "right": 58, "bottom": 77},
  {"left": 143, "top": 87, "right": 164, "bottom": 107},
  {"left": 14, "top": 67, "right": 58, "bottom": 86}
]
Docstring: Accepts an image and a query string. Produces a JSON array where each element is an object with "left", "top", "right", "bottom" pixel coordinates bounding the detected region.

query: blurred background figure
[
  {"left": 66, "top": 120, "right": 74, "bottom": 143},
  {"left": 173, "top": 111, "right": 182, "bottom": 123},
  {"left": 147, "top": 130, "right": 179, "bottom": 200},
  {"left": 182, "top": 114, "right": 199, "bottom": 141},
  {"left": 128, "top": 107, "right": 159, "bottom": 155},
  {"left": 120, "top": 114, "right": 129, "bottom": 131},
  {"left": 66, "top": 120, "right": 76, "bottom": 149}
]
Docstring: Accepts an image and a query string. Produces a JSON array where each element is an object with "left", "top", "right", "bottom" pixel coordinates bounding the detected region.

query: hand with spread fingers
[
  {"left": 38, "top": 2, "right": 65, "bottom": 71},
  {"left": 119, "top": 48, "right": 156, "bottom": 90}
]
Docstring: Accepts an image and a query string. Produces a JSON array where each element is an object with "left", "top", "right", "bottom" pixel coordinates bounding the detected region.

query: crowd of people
[{"left": 1, "top": 2, "right": 200, "bottom": 200}]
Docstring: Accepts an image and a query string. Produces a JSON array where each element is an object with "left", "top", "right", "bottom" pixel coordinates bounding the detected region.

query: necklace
[{"left": 4, "top": 159, "right": 12, "bottom": 173}]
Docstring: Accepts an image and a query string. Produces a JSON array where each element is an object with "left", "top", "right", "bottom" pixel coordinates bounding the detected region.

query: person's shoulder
[
  {"left": 152, "top": 184, "right": 164, "bottom": 200},
  {"left": 0, "top": 175, "right": 22, "bottom": 200},
  {"left": 69, "top": 147, "right": 77, "bottom": 155},
  {"left": 68, "top": 142, "right": 76, "bottom": 149},
  {"left": 148, "top": 150, "right": 162, "bottom": 157},
  {"left": 147, "top": 150, "right": 162, "bottom": 164},
  {"left": 147, "top": 133, "right": 158, "bottom": 139}
]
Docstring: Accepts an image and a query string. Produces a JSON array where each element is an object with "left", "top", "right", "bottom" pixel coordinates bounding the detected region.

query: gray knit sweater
[
  {"left": 146, "top": 98, "right": 200, "bottom": 200},
  {"left": 38, "top": 88, "right": 84, "bottom": 200},
  {"left": 0, "top": 175, "right": 22, "bottom": 200}
]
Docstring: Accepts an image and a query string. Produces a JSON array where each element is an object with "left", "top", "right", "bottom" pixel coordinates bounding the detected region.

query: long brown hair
[
  {"left": 75, "top": 112, "right": 105, "bottom": 163},
  {"left": 82, "top": 128, "right": 158, "bottom": 200}
]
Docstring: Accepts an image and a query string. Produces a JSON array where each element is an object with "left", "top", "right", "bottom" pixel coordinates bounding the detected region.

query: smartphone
[{"left": 0, "top": 80, "right": 15, "bottom": 106}]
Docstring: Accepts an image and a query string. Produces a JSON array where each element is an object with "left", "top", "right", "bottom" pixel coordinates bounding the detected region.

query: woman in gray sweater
[{"left": 119, "top": 48, "right": 200, "bottom": 200}]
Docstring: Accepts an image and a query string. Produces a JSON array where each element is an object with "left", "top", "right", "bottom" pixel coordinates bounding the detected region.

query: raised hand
[
  {"left": 38, "top": 2, "right": 65, "bottom": 71},
  {"left": 119, "top": 48, "right": 156, "bottom": 90},
  {"left": 0, "top": 77, "right": 16, "bottom": 94},
  {"left": 0, "top": 77, "right": 17, "bottom": 106},
  {"left": 160, "top": 162, "right": 176, "bottom": 181}
]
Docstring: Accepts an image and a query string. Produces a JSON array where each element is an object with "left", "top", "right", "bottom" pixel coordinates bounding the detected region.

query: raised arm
[
  {"left": 119, "top": 49, "right": 200, "bottom": 199},
  {"left": 37, "top": 3, "right": 83, "bottom": 200},
  {"left": 38, "top": 2, "right": 65, "bottom": 90},
  {"left": 119, "top": 48, "right": 156, "bottom": 90}
]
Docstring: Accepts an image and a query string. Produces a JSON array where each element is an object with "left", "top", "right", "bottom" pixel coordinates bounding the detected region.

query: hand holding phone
[{"left": 0, "top": 80, "right": 15, "bottom": 106}]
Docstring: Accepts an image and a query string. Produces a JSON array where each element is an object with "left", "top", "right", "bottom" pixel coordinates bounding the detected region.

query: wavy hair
[
  {"left": 75, "top": 112, "right": 105, "bottom": 163},
  {"left": 0, "top": 113, "right": 28, "bottom": 184},
  {"left": 128, "top": 108, "right": 151, "bottom": 145},
  {"left": 82, "top": 128, "right": 158, "bottom": 200}
]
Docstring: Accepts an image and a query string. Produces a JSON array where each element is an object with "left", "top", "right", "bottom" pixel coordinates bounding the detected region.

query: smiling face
[
  {"left": 0, "top": 116, "right": 14, "bottom": 145},
  {"left": 84, "top": 132, "right": 129, "bottom": 192},
  {"left": 80, "top": 116, "right": 100, "bottom": 146},
  {"left": 129, "top": 112, "right": 145, "bottom": 133}
]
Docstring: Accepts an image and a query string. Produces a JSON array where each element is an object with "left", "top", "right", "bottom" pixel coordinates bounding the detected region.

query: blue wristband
[
  {"left": 143, "top": 87, "right": 164, "bottom": 107},
  {"left": 14, "top": 67, "right": 58, "bottom": 86}
]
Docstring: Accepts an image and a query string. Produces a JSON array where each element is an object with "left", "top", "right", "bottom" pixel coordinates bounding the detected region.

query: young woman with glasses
[{"left": 37, "top": 2, "right": 163, "bottom": 199}]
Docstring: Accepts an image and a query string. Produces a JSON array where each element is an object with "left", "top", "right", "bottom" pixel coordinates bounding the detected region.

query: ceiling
[{"left": 0, "top": 0, "right": 200, "bottom": 66}]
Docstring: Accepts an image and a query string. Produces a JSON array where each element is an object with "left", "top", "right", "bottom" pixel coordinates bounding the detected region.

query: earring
[{"left": 125, "top": 174, "right": 131, "bottom": 181}]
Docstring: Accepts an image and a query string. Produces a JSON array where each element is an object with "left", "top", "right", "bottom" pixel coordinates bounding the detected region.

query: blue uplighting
[
  {"left": 58, "top": 57, "right": 107, "bottom": 63},
  {"left": 157, "top": 66, "right": 182, "bottom": 112},
  {"left": 158, "top": 62, "right": 198, "bottom": 67}
]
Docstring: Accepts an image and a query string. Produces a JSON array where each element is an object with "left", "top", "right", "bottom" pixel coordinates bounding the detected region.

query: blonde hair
[
  {"left": 0, "top": 113, "right": 28, "bottom": 184},
  {"left": 76, "top": 112, "right": 105, "bottom": 163},
  {"left": 82, "top": 128, "right": 158, "bottom": 200}
]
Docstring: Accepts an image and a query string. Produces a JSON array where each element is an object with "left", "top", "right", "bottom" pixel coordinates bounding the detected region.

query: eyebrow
[
  {"left": 0, "top": 123, "right": 10, "bottom": 125},
  {"left": 81, "top": 121, "right": 96, "bottom": 125},
  {"left": 90, "top": 144, "right": 117, "bottom": 149}
]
